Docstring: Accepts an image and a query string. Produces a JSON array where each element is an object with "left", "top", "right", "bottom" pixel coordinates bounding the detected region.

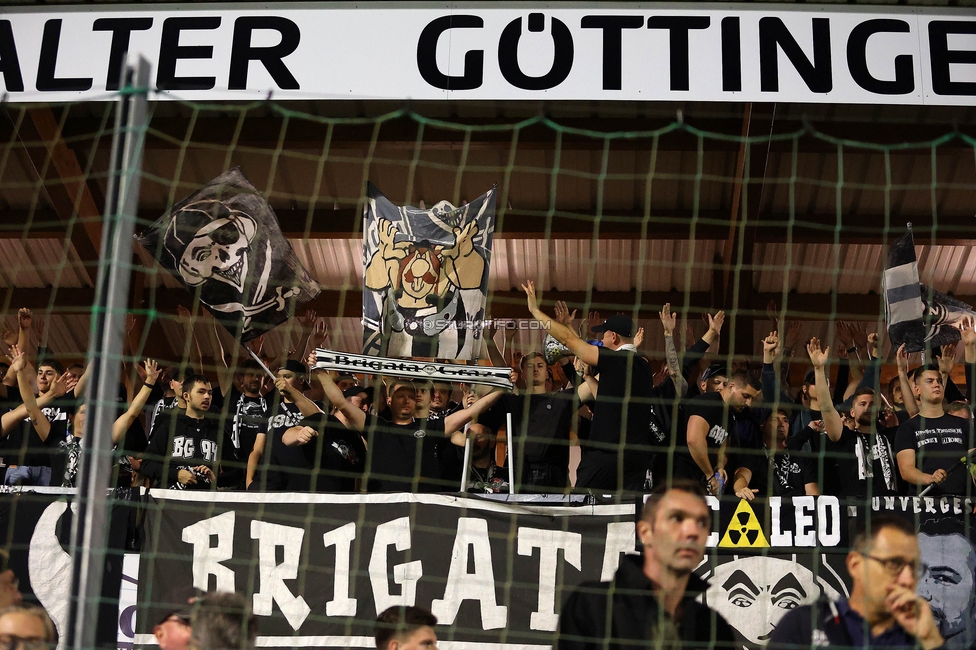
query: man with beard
[
  {"left": 211, "top": 359, "right": 269, "bottom": 488},
  {"left": 556, "top": 480, "right": 735, "bottom": 649},
  {"left": 917, "top": 524, "right": 976, "bottom": 650},
  {"left": 809, "top": 339, "right": 900, "bottom": 499},
  {"left": 142, "top": 375, "right": 239, "bottom": 490},
  {"left": 464, "top": 423, "right": 508, "bottom": 493},
  {"left": 673, "top": 371, "right": 762, "bottom": 494},
  {"left": 732, "top": 408, "right": 819, "bottom": 499},
  {"left": 313, "top": 370, "right": 502, "bottom": 492}
]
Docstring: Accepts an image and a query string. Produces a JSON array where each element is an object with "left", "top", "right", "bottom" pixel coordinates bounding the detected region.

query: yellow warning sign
[{"left": 719, "top": 499, "right": 770, "bottom": 548}]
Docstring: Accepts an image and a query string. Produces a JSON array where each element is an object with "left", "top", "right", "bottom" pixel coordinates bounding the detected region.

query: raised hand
[
  {"left": 807, "top": 337, "right": 829, "bottom": 369},
  {"left": 896, "top": 343, "right": 911, "bottom": 374},
  {"left": 960, "top": 316, "right": 976, "bottom": 347},
  {"left": 1, "top": 321, "right": 15, "bottom": 347},
  {"left": 851, "top": 322, "right": 869, "bottom": 351},
  {"left": 659, "top": 303, "right": 677, "bottom": 337},
  {"left": 17, "top": 308, "right": 31, "bottom": 331},
  {"left": 939, "top": 343, "right": 957, "bottom": 375},
  {"left": 835, "top": 321, "right": 854, "bottom": 351},
  {"left": 587, "top": 311, "right": 602, "bottom": 335},
  {"left": 706, "top": 310, "right": 726, "bottom": 337},
  {"left": 762, "top": 331, "right": 780, "bottom": 364},
  {"left": 7, "top": 344, "right": 26, "bottom": 374},
  {"left": 143, "top": 359, "right": 160, "bottom": 385},
  {"left": 51, "top": 373, "right": 77, "bottom": 398},
  {"left": 521, "top": 280, "right": 540, "bottom": 315},
  {"left": 867, "top": 332, "right": 880, "bottom": 359},
  {"left": 634, "top": 327, "right": 644, "bottom": 348},
  {"left": 785, "top": 320, "right": 804, "bottom": 350},
  {"left": 554, "top": 300, "right": 576, "bottom": 326},
  {"left": 298, "top": 308, "right": 317, "bottom": 331},
  {"left": 886, "top": 584, "right": 944, "bottom": 649},
  {"left": 311, "top": 319, "right": 329, "bottom": 348},
  {"left": 125, "top": 313, "right": 137, "bottom": 335}
]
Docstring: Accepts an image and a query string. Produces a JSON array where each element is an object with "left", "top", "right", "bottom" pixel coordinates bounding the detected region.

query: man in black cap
[
  {"left": 245, "top": 360, "right": 324, "bottom": 490},
  {"left": 698, "top": 364, "right": 729, "bottom": 394},
  {"left": 522, "top": 281, "right": 654, "bottom": 491}
]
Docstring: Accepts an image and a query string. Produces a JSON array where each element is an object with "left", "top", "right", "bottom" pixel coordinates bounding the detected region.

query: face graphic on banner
[
  {"left": 917, "top": 533, "right": 976, "bottom": 650},
  {"left": 366, "top": 218, "right": 485, "bottom": 319},
  {"left": 702, "top": 557, "right": 841, "bottom": 647}
]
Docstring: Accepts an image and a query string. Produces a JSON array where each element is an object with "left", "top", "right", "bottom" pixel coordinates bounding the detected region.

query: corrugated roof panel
[{"left": 0, "top": 240, "right": 90, "bottom": 289}]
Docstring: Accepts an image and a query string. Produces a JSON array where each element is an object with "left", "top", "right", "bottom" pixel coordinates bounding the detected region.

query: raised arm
[
  {"left": 275, "top": 377, "right": 323, "bottom": 418},
  {"left": 13, "top": 346, "right": 50, "bottom": 442},
  {"left": 522, "top": 281, "right": 598, "bottom": 367},
  {"left": 760, "top": 331, "right": 785, "bottom": 404},
  {"left": 445, "top": 388, "right": 504, "bottom": 445},
  {"left": 16, "top": 309, "right": 31, "bottom": 358},
  {"left": 660, "top": 304, "right": 688, "bottom": 396},
  {"left": 72, "top": 362, "right": 93, "bottom": 401},
  {"left": 307, "top": 354, "right": 365, "bottom": 431},
  {"left": 808, "top": 338, "right": 845, "bottom": 443},
  {"left": 1, "top": 346, "right": 49, "bottom": 439},
  {"left": 961, "top": 317, "right": 976, "bottom": 404},
  {"left": 112, "top": 359, "right": 160, "bottom": 445},
  {"left": 896, "top": 344, "right": 919, "bottom": 417}
]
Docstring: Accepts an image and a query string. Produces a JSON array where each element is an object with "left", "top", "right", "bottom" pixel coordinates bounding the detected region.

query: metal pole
[
  {"left": 506, "top": 412, "right": 516, "bottom": 495},
  {"left": 459, "top": 423, "right": 471, "bottom": 491},
  {"left": 68, "top": 57, "right": 149, "bottom": 650}
]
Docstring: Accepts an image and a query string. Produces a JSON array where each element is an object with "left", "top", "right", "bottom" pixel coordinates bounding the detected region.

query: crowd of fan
[{"left": 0, "top": 288, "right": 974, "bottom": 501}]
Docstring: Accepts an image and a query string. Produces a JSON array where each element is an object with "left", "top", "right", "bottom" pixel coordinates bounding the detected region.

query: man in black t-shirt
[
  {"left": 809, "top": 339, "right": 900, "bottom": 500},
  {"left": 482, "top": 352, "right": 579, "bottom": 491},
  {"left": 732, "top": 408, "right": 818, "bottom": 499},
  {"left": 212, "top": 360, "right": 270, "bottom": 486},
  {"left": 280, "top": 411, "right": 366, "bottom": 492},
  {"left": 247, "top": 360, "right": 327, "bottom": 490},
  {"left": 522, "top": 280, "right": 655, "bottom": 492},
  {"left": 895, "top": 365, "right": 975, "bottom": 497},
  {"left": 142, "top": 375, "right": 239, "bottom": 490},
  {"left": 674, "top": 371, "right": 761, "bottom": 494},
  {"left": 1, "top": 356, "right": 88, "bottom": 486}
]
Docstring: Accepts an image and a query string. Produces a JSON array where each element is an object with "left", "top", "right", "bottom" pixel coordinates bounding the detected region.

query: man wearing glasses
[{"left": 769, "top": 515, "right": 946, "bottom": 650}]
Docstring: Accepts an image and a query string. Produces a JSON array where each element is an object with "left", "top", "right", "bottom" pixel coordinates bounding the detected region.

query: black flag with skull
[{"left": 137, "top": 167, "right": 321, "bottom": 342}]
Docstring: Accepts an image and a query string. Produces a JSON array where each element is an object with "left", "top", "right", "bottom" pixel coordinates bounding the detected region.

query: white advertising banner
[{"left": 0, "top": 3, "right": 973, "bottom": 105}]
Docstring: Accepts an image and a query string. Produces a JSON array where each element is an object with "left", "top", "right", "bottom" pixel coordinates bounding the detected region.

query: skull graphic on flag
[{"left": 137, "top": 168, "right": 320, "bottom": 342}]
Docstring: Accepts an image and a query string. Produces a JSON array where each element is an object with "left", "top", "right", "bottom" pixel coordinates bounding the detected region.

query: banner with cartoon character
[
  {"left": 137, "top": 168, "right": 321, "bottom": 342},
  {"left": 362, "top": 183, "right": 495, "bottom": 360}
]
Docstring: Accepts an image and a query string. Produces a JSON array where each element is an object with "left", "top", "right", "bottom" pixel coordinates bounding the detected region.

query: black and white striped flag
[{"left": 885, "top": 228, "right": 975, "bottom": 352}]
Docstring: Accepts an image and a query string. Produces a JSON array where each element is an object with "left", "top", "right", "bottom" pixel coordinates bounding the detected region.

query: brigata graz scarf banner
[
  {"left": 362, "top": 183, "right": 495, "bottom": 360},
  {"left": 137, "top": 167, "right": 321, "bottom": 342},
  {"left": 135, "top": 492, "right": 975, "bottom": 650},
  {"left": 313, "top": 348, "right": 513, "bottom": 390}
]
